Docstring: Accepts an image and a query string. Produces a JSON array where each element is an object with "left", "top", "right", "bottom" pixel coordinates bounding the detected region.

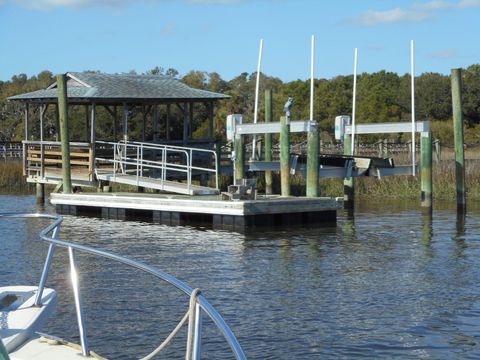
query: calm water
[{"left": 1, "top": 195, "right": 479, "bottom": 359}]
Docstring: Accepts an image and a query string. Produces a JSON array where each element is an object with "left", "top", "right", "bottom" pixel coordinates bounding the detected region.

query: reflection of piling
[
  {"left": 451, "top": 68, "right": 466, "bottom": 211},
  {"left": 264, "top": 89, "right": 273, "bottom": 195},
  {"left": 280, "top": 115, "right": 290, "bottom": 196},
  {"left": 420, "top": 131, "right": 432, "bottom": 207},
  {"left": 343, "top": 134, "right": 354, "bottom": 209},
  {"left": 57, "top": 74, "right": 72, "bottom": 194},
  {"left": 306, "top": 121, "right": 319, "bottom": 197}
]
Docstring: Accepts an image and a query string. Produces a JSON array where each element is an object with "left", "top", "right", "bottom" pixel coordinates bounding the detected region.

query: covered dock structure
[{"left": 8, "top": 72, "right": 229, "bottom": 193}]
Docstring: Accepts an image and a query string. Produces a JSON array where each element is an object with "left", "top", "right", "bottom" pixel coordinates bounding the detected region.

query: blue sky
[{"left": 1, "top": 0, "right": 479, "bottom": 82}]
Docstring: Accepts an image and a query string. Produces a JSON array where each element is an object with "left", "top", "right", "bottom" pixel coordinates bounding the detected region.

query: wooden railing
[{"left": 23, "top": 141, "right": 93, "bottom": 179}]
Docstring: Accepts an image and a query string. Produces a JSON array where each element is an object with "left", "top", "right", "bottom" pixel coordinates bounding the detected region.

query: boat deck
[{"left": 10, "top": 335, "right": 104, "bottom": 360}]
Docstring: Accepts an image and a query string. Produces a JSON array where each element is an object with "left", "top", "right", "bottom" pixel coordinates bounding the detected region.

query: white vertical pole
[
  {"left": 351, "top": 48, "right": 358, "bottom": 156},
  {"left": 251, "top": 38, "right": 263, "bottom": 160},
  {"left": 310, "top": 35, "right": 315, "bottom": 121},
  {"left": 411, "top": 40, "right": 416, "bottom": 175}
]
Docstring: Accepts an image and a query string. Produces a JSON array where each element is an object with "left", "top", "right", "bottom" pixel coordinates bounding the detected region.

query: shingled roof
[{"left": 8, "top": 72, "right": 230, "bottom": 103}]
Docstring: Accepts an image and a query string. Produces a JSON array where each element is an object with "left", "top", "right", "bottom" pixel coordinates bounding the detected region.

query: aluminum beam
[
  {"left": 236, "top": 120, "right": 316, "bottom": 135},
  {"left": 345, "top": 121, "right": 429, "bottom": 135}
]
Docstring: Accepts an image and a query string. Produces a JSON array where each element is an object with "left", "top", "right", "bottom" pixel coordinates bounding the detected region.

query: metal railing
[
  {"left": 0, "top": 213, "right": 246, "bottom": 360},
  {"left": 95, "top": 141, "right": 219, "bottom": 191}
]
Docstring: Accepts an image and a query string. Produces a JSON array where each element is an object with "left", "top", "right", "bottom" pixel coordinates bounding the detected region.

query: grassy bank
[
  {"left": 0, "top": 160, "right": 33, "bottom": 194},
  {"left": 252, "top": 158, "right": 480, "bottom": 201}
]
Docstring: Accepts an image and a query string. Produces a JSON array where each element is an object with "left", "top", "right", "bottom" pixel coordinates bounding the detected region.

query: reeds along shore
[
  {"left": 0, "top": 160, "right": 33, "bottom": 194},
  {"left": 1, "top": 153, "right": 480, "bottom": 200}
]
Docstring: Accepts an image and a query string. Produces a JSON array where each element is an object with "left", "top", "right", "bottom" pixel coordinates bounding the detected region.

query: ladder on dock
[{"left": 95, "top": 141, "right": 219, "bottom": 195}]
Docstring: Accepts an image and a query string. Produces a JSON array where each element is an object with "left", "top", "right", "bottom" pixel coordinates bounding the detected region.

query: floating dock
[{"left": 51, "top": 193, "right": 340, "bottom": 232}]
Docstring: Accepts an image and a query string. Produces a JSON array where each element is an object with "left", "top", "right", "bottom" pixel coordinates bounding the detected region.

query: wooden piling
[
  {"left": 343, "top": 134, "right": 354, "bottom": 208},
  {"left": 264, "top": 89, "right": 273, "bottom": 195},
  {"left": 234, "top": 134, "right": 244, "bottom": 182},
  {"left": 420, "top": 131, "right": 433, "bottom": 207},
  {"left": 451, "top": 68, "right": 466, "bottom": 210},
  {"left": 36, "top": 183, "right": 45, "bottom": 204},
  {"left": 280, "top": 115, "right": 290, "bottom": 197},
  {"left": 306, "top": 121, "right": 319, "bottom": 197},
  {"left": 57, "top": 74, "right": 72, "bottom": 194}
]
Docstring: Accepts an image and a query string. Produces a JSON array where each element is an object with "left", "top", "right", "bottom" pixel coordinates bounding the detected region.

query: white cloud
[
  {"left": 349, "top": 8, "right": 430, "bottom": 26},
  {"left": 348, "top": 0, "right": 480, "bottom": 27},
  {"left": 430, "top": 49, "right": 457, "bottom": 58},
  {"left": 458, "top": 0, "right": 480, "bottom": 7}
]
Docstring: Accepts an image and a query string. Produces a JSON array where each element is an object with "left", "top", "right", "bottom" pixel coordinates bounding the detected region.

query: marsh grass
[
  {"left": 0, "top": 160, "right": 33, "bottom": 194},
  {"left": 2, "top": 152, "right": 479, "bottom": 201}
]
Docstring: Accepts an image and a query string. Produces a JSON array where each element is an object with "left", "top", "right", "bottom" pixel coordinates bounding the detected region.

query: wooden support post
[
  {"left": 84, "top": 104, "right": 89, "bottom": 142},
  {"left": 306, "top": 121, "right": 319, "bottom": 197},
  {"left": 343, "top": 134, "right": 354, "bottom": 208},
  {"left": 264, "top": 89, "right": 273, "bottom": 195},
  {"left": 189, "top": 102, "right": 194, "bottom": 138},
  {"left": 420, "top": 131, "right": 433, "bottom": 208},
  {"left": 280, "top": 115, "right": 290, "bottom": 197},
  {"left": 208, "top": 102, "right": 214, "bottom": 143},
  {"left": 123, "top": 103, "right": 128, "bottom": 141},
  {"left": 451, "top": 68, "right": 466, "bottom": 211},
  {"left": 36, "top": 183, "right": 45, "bottom": 204},
  {"left": 142, "top": 104, "right": 146, "bottom": 142},
  {"left": 113, "top": 106, "right": 118, "bottom": 142},
  {"left": 39, "top": 104, "right": 45, "bottom": 178},
  {"left": 23, "top": 104, "right": 29, "bottom": 176},
  {"left": 24, "top": 103, "right": 29, "bottom": 141},
  {"left": 153, "top": 104, "right": 158, "bottom": 142},
  {"left": 234, "top": 134, "right": 244, "bottom": 182},
  {"left": 90, "top": 103, "right": 96, "bottom": 180},
  {"left": 183, "top": 102, "right": 189, "bottom": 145},
  {"left": 166, "top": 104, "right": 171, "bottom": 141},
  {"left": 215, "top": 141, "right": 222, "bottom": 180},
  {"left": 57, "top": 74, "right": 72, "bottom": 194}
]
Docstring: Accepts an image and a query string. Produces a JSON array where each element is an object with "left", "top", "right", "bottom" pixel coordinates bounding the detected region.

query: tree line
[{"left": 1, "top": 65, "right": 479, "bottom": 145}]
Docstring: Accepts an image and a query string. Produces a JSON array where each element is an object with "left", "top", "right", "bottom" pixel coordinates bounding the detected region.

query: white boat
[{"left": 0, "top": 213, "right": 246, "bottom": 360}]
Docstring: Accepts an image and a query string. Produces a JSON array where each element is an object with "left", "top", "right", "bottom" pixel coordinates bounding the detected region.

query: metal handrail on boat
[{"left": 0, "top": 213, "right": 246, "bottom": 360}]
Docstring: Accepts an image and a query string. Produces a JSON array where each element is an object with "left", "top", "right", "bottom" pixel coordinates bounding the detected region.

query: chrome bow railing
[{"left": 0, "top": 213, "right": 246, "bottom": 360}]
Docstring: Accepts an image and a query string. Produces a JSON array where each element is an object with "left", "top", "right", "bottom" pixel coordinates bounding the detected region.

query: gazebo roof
[{"left": 8, "top": 72, "right": 230, "bottom": 104}]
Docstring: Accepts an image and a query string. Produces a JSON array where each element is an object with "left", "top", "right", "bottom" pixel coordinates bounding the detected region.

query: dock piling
[
  {"left": 57, "top": 74, "right": 72, "bottom": 194},
  {"left": 451, "top": 68, "right": 466, "bottom": 211},
  {"left": 234, "top": 134, "right": 244, "bottom": 182},
  {"left": 343, "top": 134, "right": 354, "bottom": 208},
  {"left": 280, "top": 115, "right": 290, "bottom": 196},
  {"left": 264, "top": 89, "right": 273, "bottom": 195},
  {"left": 306, "top": 121, "right": 319, "bottom": 197},
  {"left": 420, "top": 131, "right": 433, "bottom": 207},
  {"left": 36, "top": 183, "right": 45, "bottom": 204}
]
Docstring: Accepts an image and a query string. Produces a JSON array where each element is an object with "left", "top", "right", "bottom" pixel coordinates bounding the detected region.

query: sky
[{"left": 0, "top": 0, "right": 479, "bottom": 82}]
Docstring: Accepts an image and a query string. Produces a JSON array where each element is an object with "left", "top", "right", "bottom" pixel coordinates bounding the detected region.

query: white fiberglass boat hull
[{"left": 0, "top": 286, "right": 56, "bottom": 353}]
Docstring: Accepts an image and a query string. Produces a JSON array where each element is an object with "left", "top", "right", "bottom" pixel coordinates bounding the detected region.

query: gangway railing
[
  {"left": 0, "top": 213, "right": 246, "bottom": 360},
  {"left": 95, "top": 141, "right": 219, "bottom": 191}
]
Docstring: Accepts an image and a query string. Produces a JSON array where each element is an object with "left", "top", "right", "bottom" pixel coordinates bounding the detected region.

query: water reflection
[
  {"left": 421, "top": 208, "right": 433, "bottom": 257},
  {"left": 1, "top": 196, "right": 480, "bottom": 359}
]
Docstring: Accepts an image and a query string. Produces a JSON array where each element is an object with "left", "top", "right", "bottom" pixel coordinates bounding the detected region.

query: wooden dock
[{"left": 51, "top": 193, "right": 340, "bottom": 232}]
